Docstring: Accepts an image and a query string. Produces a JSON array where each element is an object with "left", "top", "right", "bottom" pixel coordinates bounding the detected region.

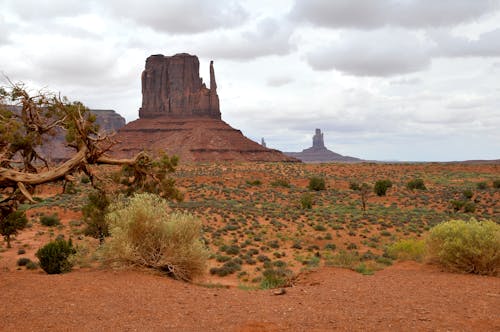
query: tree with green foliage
[
  {"left": 82, "top": 190, "right": 110, "bottom": 244},
  {"left": 374, "top": 179, "right": 392, "bottom": 196},
  {"left": 308, "top": 176, "right": 326, "bottom": 191},
  {"left": 0, "top": 210, "right": 27, "bottom": 247}
]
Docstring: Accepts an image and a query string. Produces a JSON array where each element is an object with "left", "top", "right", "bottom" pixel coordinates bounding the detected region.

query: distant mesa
[
  {"left": 112, "top": 53, "right": 297, "bottom": 163},
  {"left": 285, "top": 129, "right": 362, "bottom": 163}
]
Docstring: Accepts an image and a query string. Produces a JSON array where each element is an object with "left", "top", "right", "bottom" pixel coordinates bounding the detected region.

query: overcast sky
[{"left": 1, "top": 0, "right": 500, "bottom": 161}]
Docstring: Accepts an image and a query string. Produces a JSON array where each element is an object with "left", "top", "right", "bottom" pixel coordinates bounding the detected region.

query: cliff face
[
  {"left": 285, "top": 129, "right": 362, "bottom": 163},
  {"left": 92, "top": 109, "right": 126, "bottom": 133},
  {"left": 139, "top": 53, "right": 220, "bottom": 119},
  {"left": 112, "top": 53, "right": 297, "bottom": 163}
]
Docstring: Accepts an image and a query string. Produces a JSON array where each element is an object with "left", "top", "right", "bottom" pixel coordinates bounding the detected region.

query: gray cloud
[
  {"left": 306, "top": 29, "right": 431, "bottom": 76},
  {"left": 432, "top": 29, "right": 500, "bottom": 57},
  {"left": 3, "top": 0, "right": 91, "bottom": 19},
  {"left": 103, "top": 0, "right": 249, "bottom": 34},
  {"left": 198, "top": 18, "right": 294, "bottom": 60},
  {"left": 266, "top": 76, "right": 293, "bottom": 87},
  {"left": 291, "top": 0, "right": 499, "bottom": 29}
]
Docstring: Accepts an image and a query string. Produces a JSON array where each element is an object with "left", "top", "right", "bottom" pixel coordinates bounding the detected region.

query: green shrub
[
  {"left": 426, "top": 219, "right": 500, "bottom": 276},
  {"left": 0, "top": 210, "right": 28, "bottom": 248},
  {"left": 450, "top": 200, "right": 466, "bottom": 212},
  {"left": 407, "top": 178, "right": 426, "bottom": 190},
  {"left": 260, "top": 267, "right": 293, "bottom": 289},
  {"left": 462, "top": 189, "right": 473, "bottom": 200},
  {"left": 463, "top": 202, "right": 476, "bottom": 213},
  {"left": 308, "top": 176, "right": 326, "bottom": 191},
  {"left": 246, "top": 179, "right": 262, "bottom": 186},
  {"left": 40, "top": 214, "right": 60, "bottom": 227},
  {"left": 102, "top": 193, "right": 208, "bottom": 281},
  {"left": 349, "top": 181, "right": 360, "bottom": 191},
  {"left": 476, "top": 182, "right": 488, "bottom": 190},
  {"left": 82, "top": 190, "right": 110, "bottom": 244},
  {"left": 300, "top": 193, "right": 314, "bottom": 209},
  {"left": 374, "top": 180, "right": 392, "bottom": 196},
  {"left": 386, "top": 239, "right": 425, "bottom": 261},
  {"left": 17, "top": 257, "right": 32, "bottom": 266},
  {"left": 36, "top": 238, "right": 76, "bottom": 274},
  {"left": 493, "top": 179, "right": 500, "bottom": 189},
  {"left": 271, "top": 178, "right": 291, "bottom": 188}
]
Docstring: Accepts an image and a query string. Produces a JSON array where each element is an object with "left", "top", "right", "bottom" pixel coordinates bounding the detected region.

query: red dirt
[{"left": 1, "top": 262, "right": 499, "bottom": 331}]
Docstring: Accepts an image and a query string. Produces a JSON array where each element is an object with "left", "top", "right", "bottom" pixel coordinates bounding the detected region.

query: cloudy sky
[{"left": 1, "top": 0, "right": 500, "bottom": 161}]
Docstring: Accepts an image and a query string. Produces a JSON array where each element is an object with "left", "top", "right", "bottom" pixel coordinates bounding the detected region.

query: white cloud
[{"left": 432, "top": 28, "right": 500, "bottom": 57}]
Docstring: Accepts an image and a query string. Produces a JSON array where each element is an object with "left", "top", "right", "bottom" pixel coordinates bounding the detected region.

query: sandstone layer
[{"left": 285, "top": 129, "right": 362, "bottom": 163}]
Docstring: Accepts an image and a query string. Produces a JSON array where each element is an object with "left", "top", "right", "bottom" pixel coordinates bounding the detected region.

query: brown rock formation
[
  {"left": 112, "top": 53, "right": 297, "bottom": 163},
  {"left": 285, "top": 129, "right": 362, "bottom": 163},
  {"left": 139, "top": 54, "right": 220, "bottom": 119}
]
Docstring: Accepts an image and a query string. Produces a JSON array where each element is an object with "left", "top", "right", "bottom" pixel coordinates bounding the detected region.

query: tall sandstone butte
[
  {"left": 139, "top": 54, "right": 220, "bottom": 119},
  {"left": 112, "top": 53, "right": 297, "bottom": 163}
]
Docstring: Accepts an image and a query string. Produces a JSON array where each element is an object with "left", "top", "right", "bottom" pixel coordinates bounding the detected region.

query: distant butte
[
  {"left": 285, "top": 129, "right": 362, "bottom": 163},
  {"left": 112, "top": 53, "right": 297, "bottom": 163}
]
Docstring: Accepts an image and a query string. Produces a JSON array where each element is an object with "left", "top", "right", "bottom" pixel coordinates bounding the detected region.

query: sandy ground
[{"left": 1, "top": 262, "right": 499, "bottom": 331}]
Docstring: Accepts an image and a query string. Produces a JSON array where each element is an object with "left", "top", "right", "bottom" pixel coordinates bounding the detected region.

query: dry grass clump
[
  {"left": 103, "top": 193, "right": 208, "bottom": 281},
  {"left": 426, "top": 219, "right": 500, "bottom": 276},
  {"left": 386, "top": 239, "right": 425, "bottom": 262}
]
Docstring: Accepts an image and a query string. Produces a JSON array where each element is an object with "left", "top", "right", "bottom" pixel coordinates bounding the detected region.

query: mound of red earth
[
  {"left": 112, "top": 116, "right": 294, "bottom": 162},
  {"left": 111, "top": 53, "right": 296, "bottom": 163},
  {"left": 285, "top": 129, "right": 362, "bottom": 163}
]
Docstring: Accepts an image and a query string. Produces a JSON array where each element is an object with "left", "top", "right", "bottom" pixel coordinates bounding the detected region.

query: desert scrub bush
[
  {"left": 407, "top": 178, "right": 426, "bottom": 190},
  {"left": 492, "top": 179, "right": 500, "bottom": 189},
  {"left": 82, "top": 190, "right": 110, "bottom": 244},
  {"left": 308, "top": 176, "right": 326, "bottom": 191},
  {"left": 40, "top": 214, "right": 60, "bottom": 227},
  {"left": 245, "top": 179, "right": 262, "bottom": 186},
  {"left": 0, "top": 210, "right": 28, "bottom": 248},
  {"left": 17, "top": 257, "right": 32, "bottom": 266},
  {"left": 426, "top": 219, "right": 500, "bottom": 276},
  {"left": 374, "top": 179, "right": 392, "bottom": 196},
  {"left": 260, "top": 267, "right": 293, "bottom": 289},
  {"left": 102, "top": 193, "right": 208, "bottom": 281},
  {"left": 300, "top": 193, "right": 314, "bottom": 209},
  {"left": 385, "top": 239, "right": 425, "bottom": 261},
  {"left": 36, "top": 238, "right": 76, "bottom": 274},
  {"left": 270, "top": 178, "right": 291, "bottom": 188}
]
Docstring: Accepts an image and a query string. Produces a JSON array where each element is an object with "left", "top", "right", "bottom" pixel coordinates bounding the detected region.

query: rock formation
[
  {"left": 112, "top": 53, "right": 297, "bottom": 163},
  {"left": 285, "top": 129, "right": 362, "bottom": 163},
  {"left": 139, "top": 54, "right": 220, "bottom": 119}
]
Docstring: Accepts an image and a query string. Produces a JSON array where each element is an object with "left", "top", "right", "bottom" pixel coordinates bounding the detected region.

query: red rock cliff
[{"left": 139, "top": 53, "right": 220, "bottom": 119}]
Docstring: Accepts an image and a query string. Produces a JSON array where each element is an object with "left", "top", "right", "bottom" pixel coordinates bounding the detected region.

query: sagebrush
[
  {"left": 426, "top": 219, "right": 500, "bottom": 276},
  {"left": 102, "top": 193, "right": 208, "bottom": 281}
]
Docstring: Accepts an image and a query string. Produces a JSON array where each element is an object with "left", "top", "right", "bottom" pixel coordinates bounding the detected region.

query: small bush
[
  {"left": 0, "top": 210, "right": 28, "bottom": 248},
  {"left": 102, "top": 193, "right": 208, "bottom": 281},
  {"left": 17, "top": 257, "right": 32, "bottom": 266},
  {"left": 82, "top": 190, "right": 110, "bottom": 244},
  {"left": 463, "top": 202, "right": 476, "bottom": 213},
  {"left": 260, "top": 267, "right": 293, "bottom": 289},
  {"left": 26, "top": 261, "right": 38, "bottom": 270},
  {"left": 386, "top": 239, "right": 425, "bottom": 261},
  {"left": 17, "top": 248, "right": 26, "bottom": 255},
  {"left": 308, "top": 176, "right": 326, "bottom": 191},
  {"left": 493, "top": 179, "right": 500, "bottom": 189},
  {"left": 407, "top": 178, "right": 426, "bottom": 190},
  {"left": 36, "top": 238, "right": 76, "bottom": 274},
  {"left": 462, "top": 189, "right": 473, "bottom": 200},
  {"left": 300, "top": 193, "right": 314, "bottom": 209},
  {"left": 374, "top": 180, "right": 392, "bottom": 196},
  {"left": 476, "top": 182, "right": 488, "bottom": 190},
  {"left": 349, "top": 181, "right": 360, "bottom": 191},
  {"left": 246, "top": 179, "right": 262, "bottom": 186},
  {"left": 40, "top": 214, "right": 60, "bottom": 227},
  {"left": 426, "top": 219, "right": 500, "bottom": 276},
  {"left": 271, "top": 178, "right": 291, "bottom": 188}
]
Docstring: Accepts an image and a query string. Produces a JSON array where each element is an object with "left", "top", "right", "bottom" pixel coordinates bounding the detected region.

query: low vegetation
[
  {"left": 426, "top": 219, "right": 500, "bottom": 276},
  {"left": 36, "top": 238, "right": 76, "bottom": 274},
  {"left": 102, "top": 193, "right": 208, "bottom": 281}
]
